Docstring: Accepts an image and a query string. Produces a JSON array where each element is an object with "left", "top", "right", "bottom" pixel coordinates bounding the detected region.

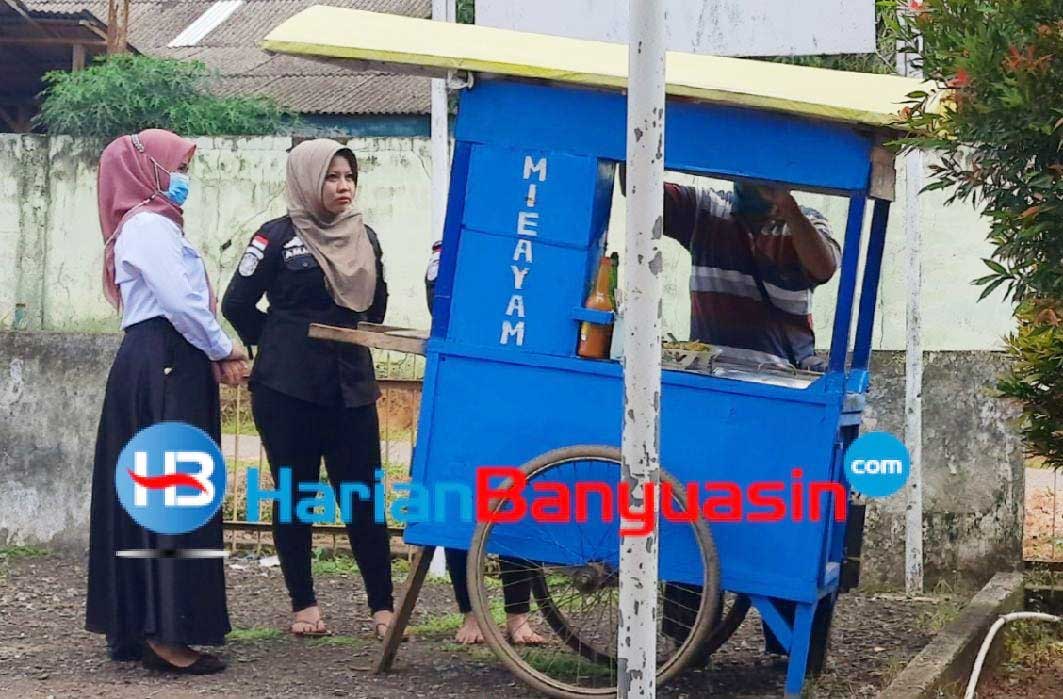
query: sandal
[
  {"left": 374, "top": 622, "right": 409, "bottom": 643},
  {"left": 291, "top": 618, "right": 332, "bottom": 637}
]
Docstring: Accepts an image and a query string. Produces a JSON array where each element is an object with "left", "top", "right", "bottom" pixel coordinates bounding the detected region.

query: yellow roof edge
[{"left": 262, "top": 7, "right": 928, "bottom": 131}]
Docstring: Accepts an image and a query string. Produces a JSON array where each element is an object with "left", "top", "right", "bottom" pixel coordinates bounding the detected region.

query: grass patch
[
  {"left": 522, "top": 648, "right": 615, "bottom": 680},
  {"left": 311, "top": 550, "right": 360, "bottom": 576},
  {"left": 0, "top": 545, "right": 49, "bottom": 559},
  {"left": 1001, "top": 619, "right": 1063, "bottom": 669},
  {"left": 410, "top": 611, "right": 465, "bottom": 636},
  {"left": 227, "top": 627, "right": 283, "bottom": 643}
]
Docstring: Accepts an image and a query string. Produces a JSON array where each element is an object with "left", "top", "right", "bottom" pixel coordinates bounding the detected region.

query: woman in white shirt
[{"left": 86, "top": 129, "right": 247, "bottom": 674}]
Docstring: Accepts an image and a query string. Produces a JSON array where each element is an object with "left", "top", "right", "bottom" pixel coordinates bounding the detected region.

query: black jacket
[{"left": 222, "top": 216, "right": 387, "bottom": 408}]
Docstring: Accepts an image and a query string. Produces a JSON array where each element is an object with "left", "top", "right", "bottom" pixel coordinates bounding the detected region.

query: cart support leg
[
  {"left": 373, "top": 545, "right": 433, "bottom": 674},
  {"left": 783, "top": 602, "right": 818, "bottom": 698}
]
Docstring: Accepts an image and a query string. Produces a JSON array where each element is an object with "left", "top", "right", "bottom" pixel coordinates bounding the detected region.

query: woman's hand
[
  {"left": 212, "top": 359, "right": 250, "bottom": 386},
  {"left": 225, "top": 342, "right": 250, "bottom": 363}
]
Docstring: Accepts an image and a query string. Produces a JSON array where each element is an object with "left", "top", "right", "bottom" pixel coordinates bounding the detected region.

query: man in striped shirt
[{"left": 664, "top": 181, "right": 840, "bottom": 370}]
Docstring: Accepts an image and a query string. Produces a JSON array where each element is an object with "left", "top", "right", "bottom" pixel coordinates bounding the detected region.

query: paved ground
[{"left": 0, "top": 549, "right": 953, "bottom": 698}]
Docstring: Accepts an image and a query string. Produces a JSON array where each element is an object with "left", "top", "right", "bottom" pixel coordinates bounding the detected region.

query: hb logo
[{"left": 115, "top": 422, "right": 227, "bottom": 537}]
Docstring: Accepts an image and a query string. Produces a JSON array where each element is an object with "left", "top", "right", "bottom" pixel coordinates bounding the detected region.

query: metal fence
[{"left": 220, "top": 350, "right": 424, "bottom": 556}]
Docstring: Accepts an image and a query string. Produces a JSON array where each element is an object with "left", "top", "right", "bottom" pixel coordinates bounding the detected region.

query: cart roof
[{"left": 263, "top": 6, "right": 934, "bottom": 131}]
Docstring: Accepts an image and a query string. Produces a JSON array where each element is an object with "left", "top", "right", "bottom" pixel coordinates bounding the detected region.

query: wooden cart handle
[{"left": 308, "top": 323, "right": 428, "bottom": 355}]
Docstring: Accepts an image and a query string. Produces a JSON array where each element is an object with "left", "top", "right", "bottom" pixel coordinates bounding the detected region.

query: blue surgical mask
[{"left": 166, "top": 171, "right": 190, "bottom": 206}]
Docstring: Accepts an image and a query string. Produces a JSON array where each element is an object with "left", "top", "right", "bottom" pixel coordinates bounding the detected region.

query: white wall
[{"left": 2, "top": 135, "right": 1013, "bottom": 350}]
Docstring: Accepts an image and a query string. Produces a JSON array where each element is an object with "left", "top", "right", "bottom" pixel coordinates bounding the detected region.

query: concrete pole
[
  {"left": 618, "top": 0, "right": 665, "bottom": 696},
  {"left": 898, "top": 22, "right": 924, "bottom": 594},
  {"left": 429, "top": 0, "right": 454, "bottom": 579}
]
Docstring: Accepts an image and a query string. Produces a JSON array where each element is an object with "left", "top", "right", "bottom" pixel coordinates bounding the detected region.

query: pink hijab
[{"left": 97, "top": 129, "right": 197, "bottom": 310}]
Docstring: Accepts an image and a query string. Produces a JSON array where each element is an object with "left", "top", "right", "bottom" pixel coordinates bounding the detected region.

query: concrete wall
[
  {"left": 860, "top": 351, "right": 1024, "bottom": 589},
  {"left": 0, "top": 331, "right": 121, "bottom": 549},
  {"left": 0, "top": 331, "right": 1023, "bottom": 587}
]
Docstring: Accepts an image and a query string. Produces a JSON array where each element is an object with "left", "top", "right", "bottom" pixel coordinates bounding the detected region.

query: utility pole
[
  {"left": 617, "top": 0, "right": 666, "bottom": 695},
  {"left": 897, "top": 6, "right": 924, "bottom": 595}
]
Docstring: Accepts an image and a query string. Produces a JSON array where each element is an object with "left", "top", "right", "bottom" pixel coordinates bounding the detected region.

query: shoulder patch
[
  {"left": 238, "top": 250, "right": 260, "bottom": 277},
  {"left": 251, "top": 234, "right": 269, "bottom": 252}
]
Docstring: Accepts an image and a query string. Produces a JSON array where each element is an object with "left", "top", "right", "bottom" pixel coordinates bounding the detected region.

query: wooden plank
[
  {"left": 308, "top": 323, "right": 427, "bottom": 355},
  {"left": 869, "top": 146, "right": 897, "bottom": 202},
  {"left": 374, "top": 545, "right": 434, "bottom": 673}
]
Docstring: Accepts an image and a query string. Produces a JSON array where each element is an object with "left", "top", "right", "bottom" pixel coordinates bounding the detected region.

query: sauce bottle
[{"left": 578, "top": 255, "right": 616, "bottom": 359}]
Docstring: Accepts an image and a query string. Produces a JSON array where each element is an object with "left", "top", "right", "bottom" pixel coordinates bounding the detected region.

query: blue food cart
[{"left": 268, "top": 8, "right": 925, "bottom": 697}]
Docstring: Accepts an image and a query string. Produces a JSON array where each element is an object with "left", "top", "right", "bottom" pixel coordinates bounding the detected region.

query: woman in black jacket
[{"left": 222, "top": 139, "right": 394, "bottom": 639}]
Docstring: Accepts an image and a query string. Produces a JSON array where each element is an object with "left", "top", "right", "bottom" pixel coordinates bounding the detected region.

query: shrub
[
  {"left": 891, "top": 0, "right": 1063, "bottom": 468},
  {"left": 36, "top": 54, "right": 294, "bottom": 139}
]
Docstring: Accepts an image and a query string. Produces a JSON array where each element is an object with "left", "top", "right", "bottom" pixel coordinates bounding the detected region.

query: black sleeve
[
  {"left": 221, "top": 228, "right": 281, "bottom": 349},
  {"left": 365, "top": 226, "right": 388, "bottom": 325}
]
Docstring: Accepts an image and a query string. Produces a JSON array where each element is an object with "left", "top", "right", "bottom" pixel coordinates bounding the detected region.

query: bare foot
[
  {"left": 506, "top": 613, "right": 545, "bottom": 645},
  {"left": 454, "top": 613, "right": 484, "bottom": 644},
  {"left": 146, "top": 641, "right": 200, "bottom": 668},
  {"left": 291, "top": 605, "right": 329, "bottom": 636}
]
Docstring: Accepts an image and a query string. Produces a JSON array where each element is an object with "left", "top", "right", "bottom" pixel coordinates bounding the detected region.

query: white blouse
[{"left": 113, "top": 211, "right": 233, "bottom": 361}]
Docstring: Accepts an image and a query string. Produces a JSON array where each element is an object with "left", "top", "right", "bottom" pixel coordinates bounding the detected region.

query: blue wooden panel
[
  {"left": 455, "top": 79, "right": 874, "bottom": 194},
  {"left": 406, "top": 350, "right": 844, "bottom": 602},
  {"left": 447, "top": 229, "right": 591, "bottom": 357},
  {"left": 464, "top": 146, "right": 613, "bottom": 249}
]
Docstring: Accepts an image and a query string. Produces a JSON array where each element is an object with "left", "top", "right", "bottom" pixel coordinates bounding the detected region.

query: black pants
[
  {"left": 86, "top": 318, "right": 230, "bottom": 648},
  {"left": 252, "top": 383, "right": 394, "bottom": 614},
  {"left": 444, "top": 548, "right": 531, "bottom": 615}
]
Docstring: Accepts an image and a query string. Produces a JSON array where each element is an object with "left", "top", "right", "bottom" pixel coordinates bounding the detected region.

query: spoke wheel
[{"left": 467, "top": 445, "right": 720, "bottom": 698}]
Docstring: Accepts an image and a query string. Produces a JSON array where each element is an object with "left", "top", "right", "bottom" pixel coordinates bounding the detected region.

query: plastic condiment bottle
[{"left": 578, "top": 255, "right": 615, "bottom": 359}]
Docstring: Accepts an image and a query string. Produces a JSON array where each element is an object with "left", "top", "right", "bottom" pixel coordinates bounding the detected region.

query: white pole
[
  {"left": 898, "top": 20, "right": 924, "bottom": 594},
  {"left": 428, "top": 0, "right": 454, "bottom": 579},
  {"left": 618, "top": 0, "right": 665, "bottom": 696}
]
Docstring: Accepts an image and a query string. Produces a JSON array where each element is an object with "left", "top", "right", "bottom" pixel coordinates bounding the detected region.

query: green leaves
[
  {"left": 35, "top": 55, "right": 294, "bottom": 139},
  {"left": 886, "top": 0, "right": 1063, "bottom": 468}
]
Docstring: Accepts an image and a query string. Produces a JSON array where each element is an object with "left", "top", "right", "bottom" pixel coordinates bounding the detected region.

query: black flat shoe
[{"left": 142, "top": 643, "right": 226, "bottom": 675}]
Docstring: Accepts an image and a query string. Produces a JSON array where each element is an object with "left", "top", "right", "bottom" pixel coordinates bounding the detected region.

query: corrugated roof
[{"left": 21, "top": 0, "right": 433, "bottom": 115}]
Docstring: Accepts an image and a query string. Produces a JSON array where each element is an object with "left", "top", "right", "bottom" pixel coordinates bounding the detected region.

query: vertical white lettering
[
  {"left": 523, "top": 156, "right": 548, "bottom": 182},
  {"left": 517, "top": 211, "right": 539, "bottom": 237},
  {"left": 513, "top": 239, "right": 533, "bottom": 263},
  {"left": 505, "top": 294, "right": 526, "bottom": 318},
  {"left": 526, "top": 183, "right": 538, "bottom": 207},
  {"left": 511, "top": 265, "right": 530, "bottom": 290},
  {"left": 500, "top": 321, "right": 525, "bottom": 346}
]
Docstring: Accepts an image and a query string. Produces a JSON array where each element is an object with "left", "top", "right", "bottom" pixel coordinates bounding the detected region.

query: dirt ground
[
  {"left": 1024, "top": 467, "right": 1063, "bottom": 561},
  {"left": 0, "top": 550, "right": 950, "bottom": 698},
  {"left": 976, "top": 618, "right": 1063, "bottom": 699}
]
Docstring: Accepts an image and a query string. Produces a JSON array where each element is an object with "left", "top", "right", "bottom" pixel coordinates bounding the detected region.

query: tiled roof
[{"left": 21, "top": 0, "right": 433, "bottom": 115}]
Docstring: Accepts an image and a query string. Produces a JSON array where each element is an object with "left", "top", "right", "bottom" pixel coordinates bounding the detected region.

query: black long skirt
[{"left": 85, "top": 317, "right": 231, "bottom": 646}]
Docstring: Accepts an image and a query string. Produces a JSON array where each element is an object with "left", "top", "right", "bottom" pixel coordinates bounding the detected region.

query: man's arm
[{"left": 766, "top": 191, "right": 840, "bottom": 284}]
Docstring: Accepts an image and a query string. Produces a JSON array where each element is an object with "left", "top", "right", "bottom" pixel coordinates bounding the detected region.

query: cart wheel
[
  {"left": 700, "top": 592, "right": 752, "bottom": 658},
  {"left": 467, "top": 445, "right": 720, "bottom": 698}
]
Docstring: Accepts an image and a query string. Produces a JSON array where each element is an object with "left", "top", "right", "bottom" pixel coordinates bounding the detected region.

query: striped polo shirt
[{"left": 664, "top": 184, "right": 840, "bottom": 367}]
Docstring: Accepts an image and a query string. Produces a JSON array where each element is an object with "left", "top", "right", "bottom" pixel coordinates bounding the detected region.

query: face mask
[{"left": 165, "top": 171, "right": 190, "bottom": 206}]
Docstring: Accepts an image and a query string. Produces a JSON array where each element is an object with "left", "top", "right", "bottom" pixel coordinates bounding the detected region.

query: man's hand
[
  {"left": 758, "top": 187, "right": 800, "bottom": 221},
  {"left": 759, "top": 187, "right": 838, "bottom": 284}
]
